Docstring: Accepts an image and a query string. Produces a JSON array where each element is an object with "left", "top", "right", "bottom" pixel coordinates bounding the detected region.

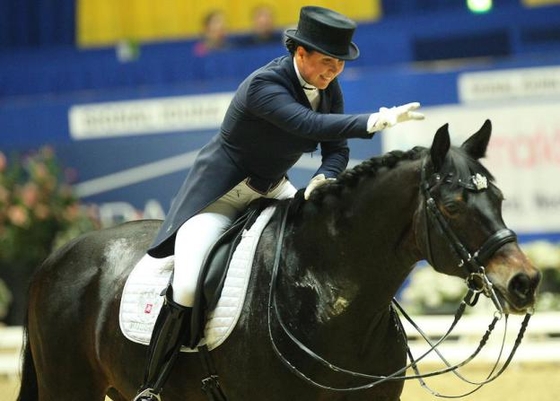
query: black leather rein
[{"left": 264, "top": 158, "right": 531, "bottom": 396}]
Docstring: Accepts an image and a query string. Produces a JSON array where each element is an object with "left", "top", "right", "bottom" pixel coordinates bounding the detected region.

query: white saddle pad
[{"left": 119, "top": 205, "right": 276, "bottom": 352}]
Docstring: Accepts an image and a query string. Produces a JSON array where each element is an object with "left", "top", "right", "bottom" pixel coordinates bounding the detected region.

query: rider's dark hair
[{"left": 285, "top": 37, "right": 314, "bottom": 55}]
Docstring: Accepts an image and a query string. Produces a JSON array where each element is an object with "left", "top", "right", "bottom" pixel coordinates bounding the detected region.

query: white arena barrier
[{"left": 0, "top": 312, "right": 558, "bottom": 377}]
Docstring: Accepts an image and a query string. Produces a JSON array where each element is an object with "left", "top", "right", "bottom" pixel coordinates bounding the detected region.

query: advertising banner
[
  {"left": 69, "top": 93, "right": 233, "bottom": 140},
  {"left": 382, "top": 102, "right": 560, "bottom": 234}
]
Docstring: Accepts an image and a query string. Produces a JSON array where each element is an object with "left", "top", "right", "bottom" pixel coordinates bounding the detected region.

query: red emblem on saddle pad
[{"left": 144, "top": 304, "right": 153, "bottom": 314}]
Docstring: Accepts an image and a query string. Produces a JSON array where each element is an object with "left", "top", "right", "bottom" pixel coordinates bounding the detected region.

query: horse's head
[{"left": 415, "top": 120, "right": 541, "bottom": 314}]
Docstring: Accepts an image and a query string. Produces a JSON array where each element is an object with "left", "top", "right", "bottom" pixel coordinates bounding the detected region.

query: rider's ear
[
  {"left": 430, "top": 123, "right": 450, "bottom": 171},
  {"left": 461, "top": 119, "right": 492, "bottom": 160}
]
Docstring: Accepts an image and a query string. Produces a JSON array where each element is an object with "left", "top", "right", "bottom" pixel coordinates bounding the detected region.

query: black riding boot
[{"left": 133, "top": 287, "right": 192, "bottom": 401}]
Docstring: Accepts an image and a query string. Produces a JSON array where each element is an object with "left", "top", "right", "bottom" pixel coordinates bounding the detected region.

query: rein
[
  {"left": 394, "top": 299, "right": 532, "bottom": 398},
  {"left": 266, "top": 159, "right": 533, "bottom": 396}
]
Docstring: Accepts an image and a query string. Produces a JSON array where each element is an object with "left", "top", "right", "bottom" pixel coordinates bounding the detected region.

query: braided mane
[
  {"left": 306, "top": 139, "right": 496, "bottom": 206},
  {"left": 308, "top": 146, "right": 426, "bottom": 203}
]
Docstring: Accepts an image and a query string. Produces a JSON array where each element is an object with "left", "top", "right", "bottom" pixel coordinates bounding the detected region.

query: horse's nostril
[{"left": 508, "top": 273, "right": 537, "bottom": 300}]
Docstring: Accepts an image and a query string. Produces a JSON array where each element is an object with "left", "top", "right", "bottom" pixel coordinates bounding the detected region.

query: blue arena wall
[
  {"left": 3, "top": 52, "right": 560, "bottom": 243},
  {"left": 2, "top": 4, "right": 560, "bottom": 97},
  {"left": 1, "top": 4, "right": 560, "bottom": 242}
]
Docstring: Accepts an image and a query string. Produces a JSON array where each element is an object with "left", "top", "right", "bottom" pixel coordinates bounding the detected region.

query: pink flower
[
  {"left": 7, "top": 205, "right": 29, "bottom": 227},
  {"left": 64, "top": 167, "right": 79, "bottom": 184},
  {"left": 34, "top": 204, "right": 50, "bottom": 220},
  {"left": 20, "top": 183, "right": 40, "bottom": 208},
  {"left": 63, "top": 204, "right": 80, "bottom": 222},
  {"left": 0, "top": 152, "right": 6, "bottom": 172},
  {"left": 31, "top": 162, "right": 49, "bottom": 181}
]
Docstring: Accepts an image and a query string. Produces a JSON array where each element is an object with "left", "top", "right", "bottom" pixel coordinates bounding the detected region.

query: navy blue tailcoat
[{"left": 148, "top": 55, "right": 372, "bottom": 257}]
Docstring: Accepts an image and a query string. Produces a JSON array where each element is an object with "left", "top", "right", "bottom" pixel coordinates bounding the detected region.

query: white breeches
[{"left": 171, "top": 178, "right": 297, "bottom": 306}]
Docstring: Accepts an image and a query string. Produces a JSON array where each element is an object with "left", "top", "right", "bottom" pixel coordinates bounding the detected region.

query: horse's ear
[
  {"left": 430, "top": 123, "right": 451, "bottom": 171},
  {"left": 461, "top": 119, "right": 492, "bottom": 160}
]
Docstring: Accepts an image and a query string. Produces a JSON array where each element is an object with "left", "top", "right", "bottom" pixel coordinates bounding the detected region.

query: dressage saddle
[{"left": 189, "top": 197, "right": 276, "bottom": 346}]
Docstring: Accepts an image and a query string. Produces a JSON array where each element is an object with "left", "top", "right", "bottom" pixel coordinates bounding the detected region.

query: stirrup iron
[{"left": 133, "top": 387, "right": 162, "bottom": 401}]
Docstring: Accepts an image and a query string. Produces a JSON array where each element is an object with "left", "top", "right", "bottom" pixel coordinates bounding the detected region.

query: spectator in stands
[
  {"left": 133, "top": 6, "right": 424, "bottom": 401},
  {"left": 193, "top": 10, "right": 232, "bottom": 56},
  {"left": 236, "top": 4, "right": 283, "bottom": 46}
]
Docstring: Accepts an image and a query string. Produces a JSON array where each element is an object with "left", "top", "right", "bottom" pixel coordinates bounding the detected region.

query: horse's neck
[{"left": 286, "top": 161, "right": 421, "bottom": 316}]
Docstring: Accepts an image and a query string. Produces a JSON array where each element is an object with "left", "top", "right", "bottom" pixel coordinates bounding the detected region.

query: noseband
[{"left": 420, "top": 158, "right": 517, "bottom": 311}]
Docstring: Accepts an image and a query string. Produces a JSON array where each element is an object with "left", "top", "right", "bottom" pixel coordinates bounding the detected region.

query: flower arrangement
[
  {"left": 0, "top": 147, "right": 100, "bottom": 322},
  {"left": 0, "top": 146, "right": 100, "bottom": 263}
]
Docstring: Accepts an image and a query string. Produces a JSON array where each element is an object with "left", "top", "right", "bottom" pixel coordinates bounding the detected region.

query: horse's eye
[
  {"left": 441, "top": 195, "right": 463, "bottom": 217},
  {"left": 444, "top": 202, "right": 459, "bottom": 216}
]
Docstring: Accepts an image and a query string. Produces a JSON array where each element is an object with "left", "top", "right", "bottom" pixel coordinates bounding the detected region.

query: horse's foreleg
[
  {"left": 33, "top": 352, "right": 109, "bottom": 401},
  {"left": 31, "top": 335, "right": 109, "bottom": 401},
  {"left": 28, "top": 284, "right": 110, "bottom": 400}
]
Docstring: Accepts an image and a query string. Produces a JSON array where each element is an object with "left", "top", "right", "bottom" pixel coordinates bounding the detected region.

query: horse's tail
[{"left": 16, "top": 310, "right": 38, "bottom": 401}]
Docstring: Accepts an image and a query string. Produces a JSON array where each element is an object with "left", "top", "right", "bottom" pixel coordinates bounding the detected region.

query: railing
[
  {"left": 0, "top": 312, "right": 558, "bottom": 377},
  {"left": 0, "top": 326, "right": 23, "bottom": 377},
  {"left": 402, "top": 311, "right": 560, "bottom": 364}
]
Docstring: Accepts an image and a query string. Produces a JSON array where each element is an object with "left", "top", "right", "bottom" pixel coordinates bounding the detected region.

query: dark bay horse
[{"left": 18, "top": 120, "right": 540, "bottom": 401}]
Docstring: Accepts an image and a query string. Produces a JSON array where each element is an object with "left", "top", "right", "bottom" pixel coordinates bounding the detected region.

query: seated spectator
[
  {"left": 236, "top": 4, "right": 283, "bottom": 47},
  {"left": 193, "top": 10, "right": 232, "bottom": 56}
]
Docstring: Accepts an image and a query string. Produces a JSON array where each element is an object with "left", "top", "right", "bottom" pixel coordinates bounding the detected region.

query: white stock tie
[{"left": 302, "top": 85, "right": 320, "bottom": 111}]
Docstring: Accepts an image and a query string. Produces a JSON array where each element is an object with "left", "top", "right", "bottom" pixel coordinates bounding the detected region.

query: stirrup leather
[{"left": 133, "top": 387, "right": 162, "bottom": 401}]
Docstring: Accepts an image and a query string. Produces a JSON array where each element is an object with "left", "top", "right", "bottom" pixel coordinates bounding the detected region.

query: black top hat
[{"left": 285, "top": 6, "right": 359, "bottom": 61}]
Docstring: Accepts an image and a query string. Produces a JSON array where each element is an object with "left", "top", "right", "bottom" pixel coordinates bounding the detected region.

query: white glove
[
  {"left": 367, "top": 102, "right": 425, "bottom": 133},
  {"left": 304, "top": 174, "right": 336, "bottom": 200}
]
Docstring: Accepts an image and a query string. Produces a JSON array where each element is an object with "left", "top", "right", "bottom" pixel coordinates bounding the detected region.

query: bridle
[
  {"left": 266, "top": 155, "right": 532, "bottom": 396},
  {"left": 419, "top": 157, "right": 517, "bottom": 313},
  {"left": 402, "top": 157, "right": 532, "bottom": 397}
]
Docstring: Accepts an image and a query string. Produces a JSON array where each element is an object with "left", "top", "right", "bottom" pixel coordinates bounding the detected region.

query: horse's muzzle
[{"left": 487, "top": 244, "right": 542, "bottom": 314}]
